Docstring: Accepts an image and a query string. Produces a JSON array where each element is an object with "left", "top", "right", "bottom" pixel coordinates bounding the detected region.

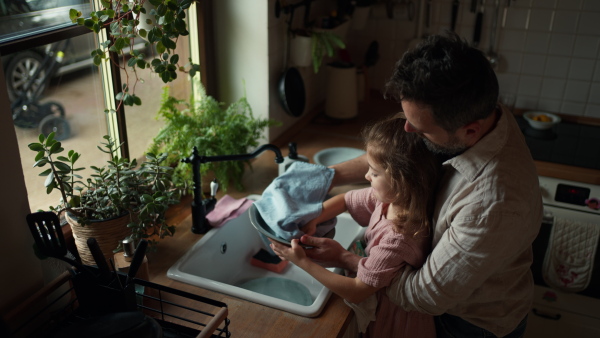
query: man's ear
[{"left": 457, "top": 120, "right": 483, "bottom": 146}]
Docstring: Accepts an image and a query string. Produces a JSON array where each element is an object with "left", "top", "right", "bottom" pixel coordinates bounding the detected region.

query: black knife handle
[
  {"left": 126, "top": 239, "right": 148, "bottom": 285},
  {"left": 87, "top": 237, "right": 111, "bottom": 279}
]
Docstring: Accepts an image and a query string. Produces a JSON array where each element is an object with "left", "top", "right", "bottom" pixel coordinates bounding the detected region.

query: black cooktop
[{"left": 516, "top": 116, "right": 600, "bottom": 170}]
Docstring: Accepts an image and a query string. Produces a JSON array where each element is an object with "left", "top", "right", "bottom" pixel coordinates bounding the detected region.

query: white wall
[
  {"left": 341, "top": 0, "right": 600, "bottom": 118},
  {"left": 213, "top": 0, "right": 271, "bottom": 143},
  {"left": 215, "top": 0, "right": 360, "bottom": 142}
]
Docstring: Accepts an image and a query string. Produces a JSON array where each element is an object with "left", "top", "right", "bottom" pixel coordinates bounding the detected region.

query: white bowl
[
  {"left": 313, "top": 147, "right": 365, "bottom": 167},
  {"left": 523, "top": 111, "right": 561, "bottom": 130}
]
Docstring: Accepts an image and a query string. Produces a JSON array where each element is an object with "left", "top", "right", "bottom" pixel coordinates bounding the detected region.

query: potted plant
[
  {"left": 289, "top": 11, "right": 348, "bottom": 73},
  {"left": 290, "top": 29, "right": 346, "bottom": 73},
  {"left": 147, "top": 86, "right": 280, "bottom": 194},
  {"left": 29, "top": 132, "right": 182, "bottom": 265}
]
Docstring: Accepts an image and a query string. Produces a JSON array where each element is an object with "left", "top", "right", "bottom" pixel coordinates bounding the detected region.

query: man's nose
[{"left": 404, "top": 122, "right": 416, "bottom": 133}]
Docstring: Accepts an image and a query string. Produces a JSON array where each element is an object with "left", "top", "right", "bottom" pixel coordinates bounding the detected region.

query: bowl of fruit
[{"left": 523, "top": 112, "right": 561, "bottom": 130}]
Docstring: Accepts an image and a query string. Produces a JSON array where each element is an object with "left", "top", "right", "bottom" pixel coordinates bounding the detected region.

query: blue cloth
[{"left": 254, "top": 161, "right": 337, "bottom": 241}]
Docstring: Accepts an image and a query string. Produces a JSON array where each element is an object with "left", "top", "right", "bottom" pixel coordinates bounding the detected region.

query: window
[{"left": 0, "top": 0, "right": 201, "bottom": 212}]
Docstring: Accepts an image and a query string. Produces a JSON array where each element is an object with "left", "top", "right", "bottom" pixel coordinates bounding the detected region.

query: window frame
[{"left": 0, "top": 1, "right": 213, "bottom": 159}]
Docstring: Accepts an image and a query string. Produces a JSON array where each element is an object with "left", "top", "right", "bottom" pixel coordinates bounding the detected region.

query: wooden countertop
[
  {"left": 144, "top": 97, "right": 600, "bottom": 338},
  {"left": 146, "top": 151, "right": 357, "bottom": 338}
]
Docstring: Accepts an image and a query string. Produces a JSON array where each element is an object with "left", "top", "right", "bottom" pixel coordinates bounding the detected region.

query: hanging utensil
[
  {"left": 486, "top": 0, "right": 501, "bottom": 69},
  {"left": 277, "top": 2, "right": 306, "bottom": 117},
  {"left": 501, "top": 0, "right": 511, "bottom": 28},
  {"left": 359, "top": 40, "right": 379, "bottom": 102},
  {"left": 473, "top": 0, "right": 484, "bottom": 47},
  {"left": 408, "top": 0, "right": 426, "bottom": 49},
  {"left": 470, "top": 0, "right": 477, "bottom": 12},
  {"left": 451, "top": 0, "right": 460, "bottom": 32},
  {"left": 424, "top": 0, "right": 432, "bottom": 34}
]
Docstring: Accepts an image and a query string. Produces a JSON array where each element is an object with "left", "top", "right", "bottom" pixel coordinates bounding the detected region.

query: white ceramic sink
[{"left": 167, "top": 195, "right": 365, "bottom": 317}]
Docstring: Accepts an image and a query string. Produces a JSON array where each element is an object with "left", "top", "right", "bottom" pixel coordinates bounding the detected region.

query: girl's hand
[
  {"left": 300, "top": 219, "right": 318, "bottom": 236},
  {"left": 301, "top": 235, "right": 362, "bottom": 272},
  {"left": 269, "top": 239, "right": 307, "bottom": 264}
]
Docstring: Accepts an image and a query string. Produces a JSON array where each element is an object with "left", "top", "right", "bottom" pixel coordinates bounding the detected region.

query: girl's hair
[{"left": 362, "top": 116, "right": 441, "bottom": 237}]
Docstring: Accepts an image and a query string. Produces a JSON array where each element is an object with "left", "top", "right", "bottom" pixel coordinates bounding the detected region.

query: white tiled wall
[
  {"left": 267, "top": 0, "right": 600, "bottom": 131},
  {"left": 495, "top": 0, "right": 600, "bottom": 118},
  {"left": 339, "top": 0, "right": 600, "bottom": 119}
]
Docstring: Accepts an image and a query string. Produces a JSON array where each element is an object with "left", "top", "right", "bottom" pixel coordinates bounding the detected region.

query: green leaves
[
  {"left": 147, "top": 86, "right": 280, "bottom": 193},
  {"left": 30, "top": 131, "right": 182, "bottom": 246},
  {"left": 116, "top": 91, "right": 142, "bottom": 106},
  {"left": 69, "top": 8, "right": 82, "bottom": 23},
  {"left": 310, "top": 31, "right": 346, "bottom": 73},
  {"left": 68, "top": 0, "right": 200, "bottom": 112},
  {"left": 66, "top": 0, "right": 200, "bottom": 141},
  {"left": 28, "top": 143, "right": 44, "bottom": 152}
]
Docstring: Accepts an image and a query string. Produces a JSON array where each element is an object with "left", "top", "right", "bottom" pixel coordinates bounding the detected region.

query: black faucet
[{"left": 182, "top": 144, "right": 284, "bottom": 234}]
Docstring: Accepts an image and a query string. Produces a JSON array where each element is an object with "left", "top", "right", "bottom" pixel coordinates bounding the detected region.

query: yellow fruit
[{"left": 532, "top": 114, "right": 552, "bottom": 122}]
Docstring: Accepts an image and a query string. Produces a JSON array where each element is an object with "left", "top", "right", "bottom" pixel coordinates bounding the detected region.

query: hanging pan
[
  {"left": 277, "top": 2, "right": 306, "bottom": 117},
  {"left": 279, "top": 67, "right": 305, "bottom": 117}
]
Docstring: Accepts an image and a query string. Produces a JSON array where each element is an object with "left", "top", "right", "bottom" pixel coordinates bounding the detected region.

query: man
[{"left": 296, "top": 33, "right": 542, "bottom": 337}]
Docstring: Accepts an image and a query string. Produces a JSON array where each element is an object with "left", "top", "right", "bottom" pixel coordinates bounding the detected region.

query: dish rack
[{"left": 8, "top": 268, "right": 230, "bottom": 338}]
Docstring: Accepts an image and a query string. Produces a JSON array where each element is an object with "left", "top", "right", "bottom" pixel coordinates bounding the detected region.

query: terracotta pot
[{"left": 66, "top": 212, "right": 132, "bottom": 266}]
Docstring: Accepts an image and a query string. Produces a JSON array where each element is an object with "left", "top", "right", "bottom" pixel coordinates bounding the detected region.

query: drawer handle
[{"left": 532, "top": 308, "right": 562, "bottom": 321}]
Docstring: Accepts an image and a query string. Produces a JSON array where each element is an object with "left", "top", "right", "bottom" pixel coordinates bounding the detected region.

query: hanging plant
[{"left": 69, "top": 0, "right": 200, "bottom": 113}]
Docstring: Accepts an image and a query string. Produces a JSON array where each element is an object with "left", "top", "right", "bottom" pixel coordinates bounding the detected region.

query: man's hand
[
  {"left": 301, "top": 235, "right": 362, "bottom": 272},
  {"left": 300, "top": 219, "right": 318, "bottom": 236}
]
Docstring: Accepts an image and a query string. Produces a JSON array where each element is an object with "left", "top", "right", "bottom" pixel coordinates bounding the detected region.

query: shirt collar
[{"left": 444, "top": 107, "right": 509, "bottom": 182}]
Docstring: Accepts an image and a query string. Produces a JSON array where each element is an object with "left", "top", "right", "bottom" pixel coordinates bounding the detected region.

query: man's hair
[
  {"left": 362, "top": 116, "right": 441, "bottom": 237},
  {"left": 384, "top": 32, "right": 499, "bottom": 132}
]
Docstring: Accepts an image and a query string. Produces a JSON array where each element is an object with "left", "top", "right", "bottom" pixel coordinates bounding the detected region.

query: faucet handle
[
  {"left": 210, "top": 179, "right": 219, "bottom": 199},
  {"left": 288, "top": 142, "right": 298, "bottom": 159}
]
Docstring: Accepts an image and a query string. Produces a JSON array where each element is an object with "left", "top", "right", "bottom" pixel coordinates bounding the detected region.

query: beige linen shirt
[{"left": 387, "top": 107, "right": 543, "bottom": 336}]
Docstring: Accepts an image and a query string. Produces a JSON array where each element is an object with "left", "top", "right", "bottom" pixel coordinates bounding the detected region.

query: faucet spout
[
  {"left": 202, "top": 144, "right": 284, "bottom": 164},
  {"left": 182, "top": 144, "right": 283, "bottom": 234}
]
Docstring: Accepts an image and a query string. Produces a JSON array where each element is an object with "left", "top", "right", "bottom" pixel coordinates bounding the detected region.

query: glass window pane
[
  {"left": 5, "top": 35, "right": 110, "bottom": 212},
  {"left": 122, "top": 32, "right": 193, "bottom": 162},
  {"left": 0, "top": 0, "right": 92, "bottom": 43}
]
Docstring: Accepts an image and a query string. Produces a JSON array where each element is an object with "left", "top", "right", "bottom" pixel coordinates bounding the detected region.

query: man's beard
[{"left": 420, "top": 134, "right": 467, "bottom": 157}]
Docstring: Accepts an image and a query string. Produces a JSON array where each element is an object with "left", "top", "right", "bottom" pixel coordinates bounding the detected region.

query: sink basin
[{"left": 167, "top": 195, "right": 365, "bottom": 317}]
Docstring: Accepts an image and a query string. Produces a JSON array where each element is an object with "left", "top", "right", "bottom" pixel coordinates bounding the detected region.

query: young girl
[{"left": 270, "top": 116, "right": 440, "bottom": 337}]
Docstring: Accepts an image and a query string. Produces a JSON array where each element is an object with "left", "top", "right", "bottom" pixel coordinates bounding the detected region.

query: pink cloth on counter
[
  {"left": 345, "top": 187, "right": 436, "bottom": 338},
  {"left": 206, "top": 195, "right": 253, "bottom": 227}
]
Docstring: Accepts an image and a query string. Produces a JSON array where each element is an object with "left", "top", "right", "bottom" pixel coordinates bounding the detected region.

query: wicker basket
[{"left": 66, "top": 212, "right": 132, "bottom": 266}]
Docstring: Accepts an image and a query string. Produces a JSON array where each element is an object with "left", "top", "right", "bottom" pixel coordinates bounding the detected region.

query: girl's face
[{"left": 365, "top": 149, "right": 394, "bottom": 204}]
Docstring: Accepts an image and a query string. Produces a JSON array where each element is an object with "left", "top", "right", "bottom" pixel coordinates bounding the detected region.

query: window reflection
[
  {"left": 0, "top": 0, "right": 91, "bottom": 42},
  {"left": 6, "top": 36, "right": 109, "bottom": 212},
  {"left": 1, "top": 0, "right": 197, "bottom": 212},
  {"left": 122, "top": 29, "right": 192, "bottom": 163}
]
